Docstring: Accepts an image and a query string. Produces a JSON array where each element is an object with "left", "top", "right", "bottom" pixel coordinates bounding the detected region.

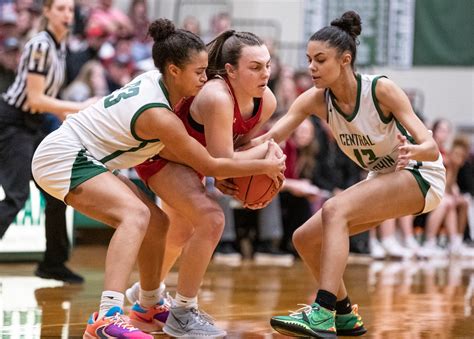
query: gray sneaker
[{"left": 163, "top": 305, "right": 227, "bottom": 337}]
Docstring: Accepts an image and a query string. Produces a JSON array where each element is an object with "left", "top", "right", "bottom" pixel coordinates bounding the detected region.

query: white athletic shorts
[
  {"left": 32, "top": 124, "right": 108, "bottom": 202},
  {"left": 367, "top": 154, "right": 446, "bottom": 214}
]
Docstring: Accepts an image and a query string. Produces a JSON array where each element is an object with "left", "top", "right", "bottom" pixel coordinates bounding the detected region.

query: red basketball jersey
[
  {"left": 135, "top": 76, "right": 264, "bottom": 183},
  {"left": 177, "top": 76, "right": 263, "bottom": 148}
]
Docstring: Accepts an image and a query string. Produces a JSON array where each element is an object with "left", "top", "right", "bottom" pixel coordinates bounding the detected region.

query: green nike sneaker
[
  {"left": 270, "top": 303, "right": 336, "bottom": 338},
  {"left": 335, "top": 304, "right": 367, "bottom": 336}
]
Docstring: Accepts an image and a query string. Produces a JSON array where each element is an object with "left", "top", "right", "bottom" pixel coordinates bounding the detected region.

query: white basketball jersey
[
  {"left": 327, "top": 73, "right": 411, "bottom": 173},
  {"left": 63, "top": 70, "right": 169, "bottom": 170}
]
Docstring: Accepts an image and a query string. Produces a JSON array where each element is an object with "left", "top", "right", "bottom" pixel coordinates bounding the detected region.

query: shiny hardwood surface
[{"left": 0, "top": 245, "right": 473, "bottom": 338}]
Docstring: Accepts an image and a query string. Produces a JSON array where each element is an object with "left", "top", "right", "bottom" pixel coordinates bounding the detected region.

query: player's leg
[
  {"left": 65, "top": 172, "right": 157, "bottom": 339},
  {"left": 147, "top": 162, "right": 227, "bottom": 337},
  {"left": 286, "top": 210, "right": 375, "bottom": 336},
  {"left": 272, "top": 171, "right": 424, "bottom": 338},
  {"left": 318, "top": 170, "right": 424, "bottom": 295},
  {"left": 117, "top": 174, "right": 171, "bottom": 333}
]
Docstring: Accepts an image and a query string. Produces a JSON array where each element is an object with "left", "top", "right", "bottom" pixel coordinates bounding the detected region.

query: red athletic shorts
[{"left": 135, "top": 155, "right": 203, "bottom": 186}]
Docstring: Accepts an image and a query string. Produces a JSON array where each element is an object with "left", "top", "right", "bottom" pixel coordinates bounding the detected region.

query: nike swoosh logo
[
  {"left": 96, "top": 325, "right": 110, "bottom": 338},
  {"left": 302, "top": 311, "right": 332, "bottom": 327},
  {"left": 171, "top": 312, "right": 189, "bottom": 328},
  {"left": 105, "top": 296, "right": 115, "bottom": 300}
]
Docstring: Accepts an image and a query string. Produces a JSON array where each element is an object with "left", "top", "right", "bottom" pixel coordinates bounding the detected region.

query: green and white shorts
[
  {"left": 32, "top": 124, "right": 108, "bottom": 202},
  {"left": 367, "top": 154, "right": 446, "bottom": 214}
]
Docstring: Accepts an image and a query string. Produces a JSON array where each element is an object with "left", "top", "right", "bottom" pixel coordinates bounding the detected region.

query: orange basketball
[{"left": 232, "top": 174, "right": 281, "bottom": 206}]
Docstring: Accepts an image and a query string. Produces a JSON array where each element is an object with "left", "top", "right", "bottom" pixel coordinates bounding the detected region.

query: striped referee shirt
[{"left": 2, "top": 29, "right": 66, "bottom": 113}]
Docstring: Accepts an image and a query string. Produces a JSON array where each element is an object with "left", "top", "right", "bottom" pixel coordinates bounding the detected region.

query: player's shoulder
[
  {"left": 195, "top": 78, "right": 234, "bottom": 107},
  {"left": 290, "top": 86, "right": 327, "bottom": 119},
  {"left": 263, "top": 86, "right": 277, "bottom": 102},
  {"left": 296, "top": 86, "right": 324, "bottom": 107},
  {"left": 371, "top": 75, "right": 400, "bottom": 102}
]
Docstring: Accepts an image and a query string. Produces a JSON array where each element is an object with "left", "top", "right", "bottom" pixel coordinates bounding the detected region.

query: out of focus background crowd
[{"left": 0, "top": 0, "right": 473, "bottom": 266}]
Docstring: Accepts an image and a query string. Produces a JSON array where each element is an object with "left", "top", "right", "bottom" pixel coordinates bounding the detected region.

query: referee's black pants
[{"left": 0, "top": 123, "right": 69, "bottom": 267}]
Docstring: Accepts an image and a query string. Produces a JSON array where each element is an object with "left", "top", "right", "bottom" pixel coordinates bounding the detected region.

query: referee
[{"left": 0, "top": 0, "right": 96, "bottom": 282}]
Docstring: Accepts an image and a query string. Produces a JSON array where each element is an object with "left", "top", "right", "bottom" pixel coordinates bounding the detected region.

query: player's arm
[
  {"left": 197, "top": 85, "right": 236, "bottom": 158},
  {"left": 26, "top": 74, "right": 95, "bottom": 119},
  {"left": 251, "top": 87, "right": 324, "bottom": 145},
  {"left": 135, "top": 107, "right": 286, "bottom": 180},
  {"left": 375, "top": 78, "right": 439, "bottom": 163}
]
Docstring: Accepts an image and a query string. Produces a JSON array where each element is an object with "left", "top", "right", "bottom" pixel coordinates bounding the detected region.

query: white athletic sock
[
  {"left": 175, "top": 292, "right": 198, "bottom": 308},
  {"left": 99, "top": 291, "right": 124, "bottom": 319},
  {"left": 129, "top": 281, "right": 166, "bottom": 304},
  {"left": 139, "top": 287, "right": 161, "bottom": 308}
]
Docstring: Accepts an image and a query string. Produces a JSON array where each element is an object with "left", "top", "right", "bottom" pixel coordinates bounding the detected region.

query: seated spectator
[
  {"left": 62, "top": 60, "right": 108, "bottom": 102},
  {"left": 105, "top": 54, "right": 135, "bottom": 92},
  {"left": 182, "top": 15, "right": 201, "bottom": 36},
  {"left": 293, "top": 70, "right": 313, "bottom": 95},
  {"left": 66, "top": 24, "right": 109, "bottom": 84},
  {"left": 369, "top": 216, "right": 417, "bottom": 260},
  {"left": 128, "top": 0, "right": 152, "bottom": 62},
  {"left": 0, "top": 37, "right": 21, "bottom": 93},
  {"left": 275, "top": 66, "right": 298, "bottom": 113},
  {"left": 423, "top": 126, "right": 473, "bottom": 257},
  {"left": 16, "top": 3, "right": 42, "bottom": 43},
  {"left": 0, "top": 2, "right": 18, "bottom": 41},
  {"left": 311, "top": 117, "right": 363, "bottom": 196},
  {"left": 278, "top": 118, "right": 321, "bottom": 254},
  {"left": 89, "top": 0, "right": 133, "bottom": 39},
  {"left": 203, "top": 12, "right": 232, "bottom": 43},
  {"left": 445, "top": 135, "right": 473, "bottom": 256}
]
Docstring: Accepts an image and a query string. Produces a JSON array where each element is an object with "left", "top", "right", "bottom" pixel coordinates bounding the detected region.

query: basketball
[{"left": 232, "top": 174, "right": 281, "bottom": 206}]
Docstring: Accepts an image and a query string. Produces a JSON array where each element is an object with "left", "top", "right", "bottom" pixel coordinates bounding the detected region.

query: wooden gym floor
[{"left": 0, "top": 244, "right": 473, "bottom": 338}]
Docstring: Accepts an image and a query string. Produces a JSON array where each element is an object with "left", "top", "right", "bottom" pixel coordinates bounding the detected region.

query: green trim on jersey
[
  {"left": 130, "top": 103, "right": 171, "bottom": 141},
  {"left": 407, "top": 164, "right": 430, "bottom": 198},
  {"left": 329, "top": 73, "right": 361, "bottom": 122},
  {"left": 99, "top": 141, "right": 149, "bottom": 164},
  {"left": 395, "top": 119, "right": 416, "bottom": 144},
  {"left": 371, "top": 76, "right": 393, "bottom": 124},
  {"left": 159, "top": 79, "right": 171, "bottom": 104},
  {"left": 69, "top": 149, "right": 108, "bottom": 192}
]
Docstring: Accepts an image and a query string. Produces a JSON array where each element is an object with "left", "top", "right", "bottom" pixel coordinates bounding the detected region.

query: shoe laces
[
  {"left": 288, "top": 304, "right": 318, "bottom": 318},
  {"left": 162, "top": 292, "right": 173, "bottom": 308},
  {"left": 189, "top": 307, "right": 216, "bottom": 325},
  {"left": 351, "top": 304, "right": 363, "bottom": 321},
  {"left": 109, "top": 313, "right": 139, "bottom": 331}
]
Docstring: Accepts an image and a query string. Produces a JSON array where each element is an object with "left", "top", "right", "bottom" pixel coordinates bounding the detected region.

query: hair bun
[
  {"left": 330, "top": 11, "right": 362, "bottom": 39},
  {"left": 148, "top": 18, "right": 176, "bottom": 42}
]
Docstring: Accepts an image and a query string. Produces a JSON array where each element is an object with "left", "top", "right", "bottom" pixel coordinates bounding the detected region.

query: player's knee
[
  {"left": 122, "top": 203, "right": 151, "bottom": 234},
  {"left": 198, "top": 207, "right": 225, "bottom": 242},
  {"left": 292, "top": 228, "right": 305, "bottom": 252},
  {"left": 444, "top": 195, "right": 456, "bottom": 209},
  {"left": 150, "top": 207, "right": 170, "bottom": 233},
  {"left": 293, "top": 226, "right": 322, "bottom": 253},
  {"left": 198, "top": 200, "right": 225, "bottom": 227},
  {"left": 459, "top": 196, "right": 470, "bottom": 209},
  {"left": 170, "top": 228, "right": 195, "bottom": 247},
  {"left": 321, "top": 198, "right": 345, "bottom": 226}
]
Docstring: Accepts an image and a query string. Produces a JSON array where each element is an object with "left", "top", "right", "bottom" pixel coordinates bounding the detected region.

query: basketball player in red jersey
[{"left": 128, "top": 31, "right": 283, "bottom": 336}]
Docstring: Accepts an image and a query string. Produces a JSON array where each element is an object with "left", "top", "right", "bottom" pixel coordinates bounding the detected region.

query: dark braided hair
[
  {"left": 148, "top": 18, "right": 206, "bottom": 73},
  {"left": 310, "top": 11, "right": 362, "bottom": 68}
]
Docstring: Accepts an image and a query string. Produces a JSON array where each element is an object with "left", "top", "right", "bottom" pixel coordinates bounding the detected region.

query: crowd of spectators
[{"left": 0, "top": 1, "right": 472, "bottom": 266}]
